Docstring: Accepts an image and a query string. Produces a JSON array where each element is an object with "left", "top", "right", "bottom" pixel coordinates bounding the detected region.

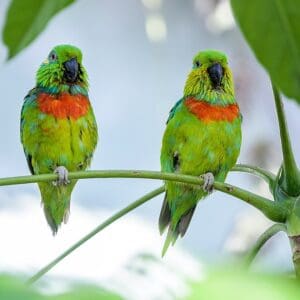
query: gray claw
[
  {"left": 200, "top": 172, "right": 214, "bottom": 193},
  {"left": 53, "top": 166, "right": 70, "bottom": 186}
]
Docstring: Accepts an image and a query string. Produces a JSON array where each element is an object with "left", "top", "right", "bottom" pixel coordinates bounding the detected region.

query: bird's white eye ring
[{"left": 49, "top": 52, "right": 57, "bottom": 61}]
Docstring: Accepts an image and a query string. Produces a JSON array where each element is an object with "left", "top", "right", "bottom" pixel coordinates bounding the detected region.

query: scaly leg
[
  {"left": 199, "top": 172, "right": 214, "bottom": 193},
  {"left": 53, "top": 166, "right": 70, "bottom": 186}
]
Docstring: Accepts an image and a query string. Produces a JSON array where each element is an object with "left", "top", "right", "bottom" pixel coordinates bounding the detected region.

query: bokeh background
[{"left": 0, "top": 0, "right": 299, "bottom": 299}]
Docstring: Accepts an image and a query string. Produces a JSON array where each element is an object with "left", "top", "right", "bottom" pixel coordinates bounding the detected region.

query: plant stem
[
  {"left": 286, "top": 197, "right": 300, "bottom": 278},
  {"left": 243, "top": 223, "right": 287, "bottom": 267},
  {"left": 27, "top": 186, "right": 165, "bottom": 285},
  {"left": 0, "top": 169, "right": 286, "bottom": 221},
  {"left": 289, "top": 234, "right": 300, "bottom": 279},
  {"left": 233, "top": 164, "right": 276, "bottom": 186},
  {"left": 272, "top": 84, "right": 300, "bottom": 196}
]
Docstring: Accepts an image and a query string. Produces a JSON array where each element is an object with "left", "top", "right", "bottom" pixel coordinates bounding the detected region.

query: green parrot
[
  {"left": 20, "top": 45, "right": 98, "bottom": 234},
  {"left": 159, "top": 50, "right": 242, "bottom": 256}
]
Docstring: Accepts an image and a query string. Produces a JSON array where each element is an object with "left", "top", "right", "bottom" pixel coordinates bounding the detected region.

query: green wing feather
[{"left": 21, "top": 89, "right": 38, "bottom": 174}]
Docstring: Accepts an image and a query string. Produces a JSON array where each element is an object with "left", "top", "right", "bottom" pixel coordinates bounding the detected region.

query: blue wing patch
[{"left": 166, "top": 98, "right": 183, "bottom": 124}]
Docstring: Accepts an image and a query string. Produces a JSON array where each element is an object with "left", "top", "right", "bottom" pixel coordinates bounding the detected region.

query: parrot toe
[
  {"left": 200, "top": 172, "right": 214, "bottom": 193},
  {"left": 53, "top": 166, "right": 70, "bottom": 186}
]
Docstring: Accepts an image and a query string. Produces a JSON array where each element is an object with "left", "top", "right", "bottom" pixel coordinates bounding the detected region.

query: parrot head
[
  {"left": 36, "top": 44, "right": 88, "bottom": 92},
  {"left": 183, "top": 50, "right": 234, "bottom": 103}
]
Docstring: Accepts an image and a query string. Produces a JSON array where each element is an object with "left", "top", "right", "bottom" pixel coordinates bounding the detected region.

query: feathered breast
[
  {"left": 185, "top": 97, "right": 239, "bottom": 123},
  {"left": 37, "top": 93, "right": 90, "bottom": 119}
]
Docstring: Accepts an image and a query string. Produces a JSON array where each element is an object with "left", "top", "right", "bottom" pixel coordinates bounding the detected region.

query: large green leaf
[
  {"left": 231, "top": 0, "right": 300, "bottom": 104},
  {"left": 2, "top": 0, "right": 75, "bottom": 59}
]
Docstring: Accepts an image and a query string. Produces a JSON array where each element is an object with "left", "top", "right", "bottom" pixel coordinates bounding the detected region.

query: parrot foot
[
  {"left": 200, "top": 172, "right": 214, "bottom": 193},
  {"left": 53, "top": 166, "right": 70, "bottom": 186}
]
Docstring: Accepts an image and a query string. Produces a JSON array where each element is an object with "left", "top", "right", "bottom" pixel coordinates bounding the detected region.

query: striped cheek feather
[
  {"left": 185, "top": 97, "right": 239, "bottom": 123},
  {"left": 37, "top": 93, "right": 90, "bottom": 119}
]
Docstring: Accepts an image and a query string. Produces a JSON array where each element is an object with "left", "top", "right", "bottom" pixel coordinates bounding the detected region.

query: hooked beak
[
  {"left": 207, "top": 63, "right": 223, "bottom": 88},
  {"left": 63, "top": 58, "right": 79, "bottom": 83}
]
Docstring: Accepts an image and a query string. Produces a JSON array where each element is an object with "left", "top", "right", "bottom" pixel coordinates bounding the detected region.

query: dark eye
[
  {"left": 49, "top": 52, "right": 57, "bottom": 61},
  {"left": 194, "top": 61, "right": 201, "bottom": 68}
]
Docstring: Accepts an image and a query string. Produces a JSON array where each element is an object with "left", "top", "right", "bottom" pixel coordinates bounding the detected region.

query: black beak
[
  {"left": 63, "top": 58, "right": 79, "bottom": 83},
  {"left": 207, "top": 63, "right": 223, "bottom": 88}
]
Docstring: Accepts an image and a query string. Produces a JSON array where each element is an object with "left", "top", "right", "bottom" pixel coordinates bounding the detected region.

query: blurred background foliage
[
  {"left": 187, "top": 270, "right": 300, "bottom": 300},
  {"left": 1, "top": 0, "right": 300, "bottom": 299},
  {"left": 2, "top": 270, "right": 300, "bottom": 300},
  {"left": 0, "top": 275, "right": 122, "bottom": 299}
]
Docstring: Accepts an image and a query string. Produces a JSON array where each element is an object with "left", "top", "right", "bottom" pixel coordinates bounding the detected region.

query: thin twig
[
  {"left": 243, "top": 223, "right": 287, "bottom": 267},
  {"left": 233, "top": 164, "right": 275, "bottom": 186},
  {"left": 27, "top": 186, "right": 165, "bottom": 285}
]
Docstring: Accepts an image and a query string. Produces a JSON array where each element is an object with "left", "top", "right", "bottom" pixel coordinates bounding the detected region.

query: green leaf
[
  {"left": 2, "top": 0, "right": 75, "bottom": 59},
  {"left": 231, "top": 0, "right": 300, "bottom": 104}
]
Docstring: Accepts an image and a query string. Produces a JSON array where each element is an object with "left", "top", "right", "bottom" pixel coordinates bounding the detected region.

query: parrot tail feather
[
  {"left": 39, "top": 182, "right": 74, "bottom": 235},
  {"left": 162, "top": 226, "right": 178, "bottom": 257},
  {"left": 43, "top": 205, "right": 59, "bottom": 235},
  {"left": 178, "top": 207, "right": 196, "bottom": 237},
  {"left": 63, "top": 205, "right": 70, "bottom": 224},
  {"left": 159, "top": 194, "right": 171, "bottom": 235},
  {"left": 43, "top": 199, "right": 70, "bottom": 235},
  {"left": 161, "top": 206, "right": 197, "bottom": 256}
]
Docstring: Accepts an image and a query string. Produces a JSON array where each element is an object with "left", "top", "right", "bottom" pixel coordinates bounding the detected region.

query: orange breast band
[
  {"left": 185, "top": 97, "right": 239, "bottom": 123},
  {"left": 37, "top": 93, "right": 90, "bottom": 119}
]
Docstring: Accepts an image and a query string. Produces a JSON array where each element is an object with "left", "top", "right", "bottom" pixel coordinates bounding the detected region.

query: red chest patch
[
  {"left": 185, "top": 97, "right": 239, "bottom": 123},
  {"left": 37, "top": 93, "right": 90, "bottom": 119}
]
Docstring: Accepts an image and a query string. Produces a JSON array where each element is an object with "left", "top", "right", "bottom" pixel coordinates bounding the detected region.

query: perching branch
[
  {"left": 17, "top": 168, "right": 287, "bottom": 283},
  {"left": 272, "top": 84, "right": 300, "bottom": 196},
  {"left": 27, "top": 185, "right": 165, "bottom": 285},
  {"left": 233, "top": 164, "right": 275, "bottom": 187},
  {"left": 243, "top": 223, "right": 287, "bottom": 267},
  {"left": 0, "top": 169, "right": 286, "bottom": 221},
  {"left": 0, "top": 165, "right": 287, "bottom": 283}
]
